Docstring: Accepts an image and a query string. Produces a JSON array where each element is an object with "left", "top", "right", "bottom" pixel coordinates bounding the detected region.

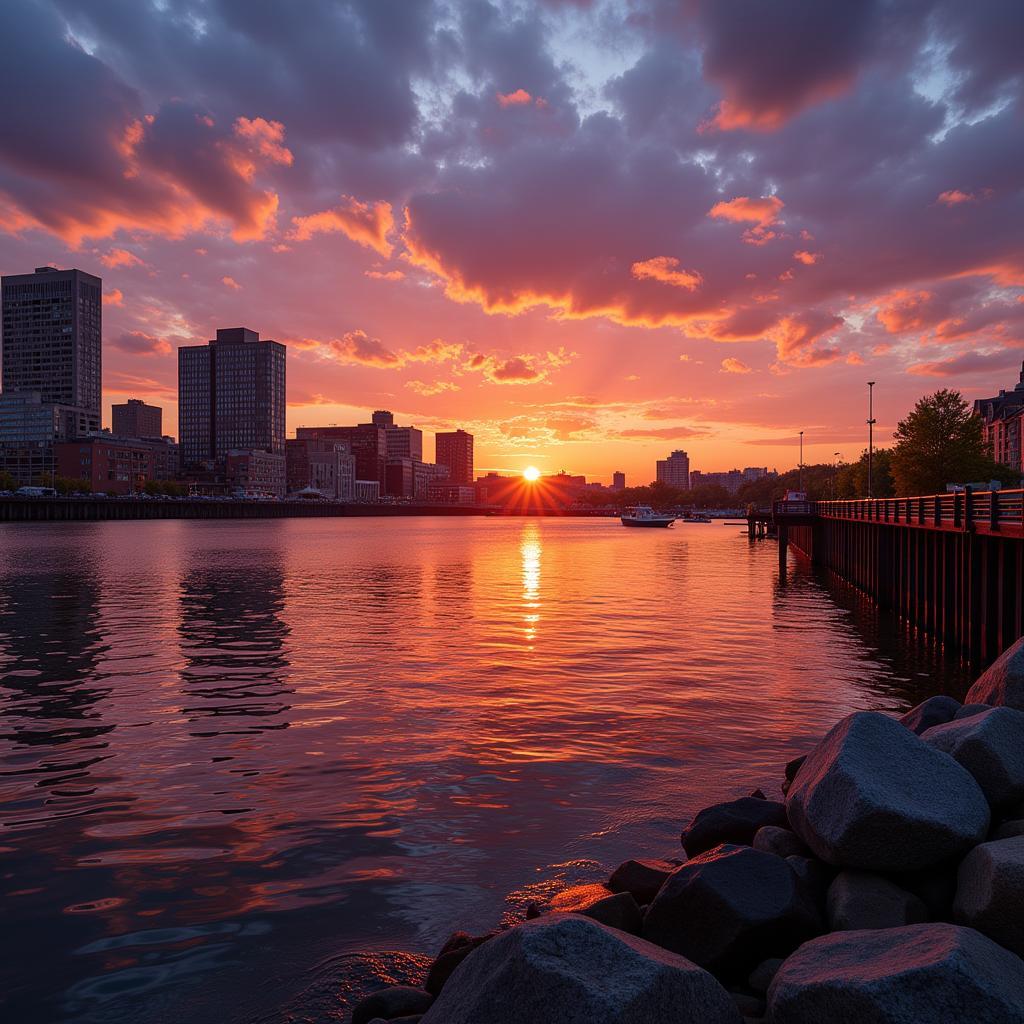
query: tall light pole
[
  {"left": 833, "top": 452, "right": 841, "bottom": 500},
  {"left": 799, "top": 430, "right": 804, "bottom": 492},
  {"left": 867, "top": 381, "right": 876, "bottom": 498}
]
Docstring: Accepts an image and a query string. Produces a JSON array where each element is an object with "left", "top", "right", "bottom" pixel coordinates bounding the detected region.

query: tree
[
  {"left": 891, "top": 389, "right": 1008, "bottom": 496},
  {"left": 835, "top": 448, "right": 895, "bottom": 499}
]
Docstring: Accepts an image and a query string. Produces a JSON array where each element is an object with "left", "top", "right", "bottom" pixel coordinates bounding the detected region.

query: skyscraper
[
  {"left": 612, "top": 471, "right": 626, "bottom": 490},
  {"left": 112, "top": 398, "right": 163, "bottom": 438},
  {"left": 656, "top": 450, "right": 690, "bottom": 489},
  {"left": 1, "top": 265, "right": 102, "bottom": 425},
  {"left": 178, "top": 327, "right": 285, "bottom": 466},
  {"left": 436, "top": 429, "right": 474, "bottom": 485}
]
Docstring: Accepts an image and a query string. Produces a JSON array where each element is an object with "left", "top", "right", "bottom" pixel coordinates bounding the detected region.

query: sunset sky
[{"left": 1, "top": 0, "right": 1021, "bottom": 483}]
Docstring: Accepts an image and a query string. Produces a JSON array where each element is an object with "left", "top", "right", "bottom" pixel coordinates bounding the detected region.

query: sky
[{"left": 0, "top": 0, "right": 1022, "bottom": 484}]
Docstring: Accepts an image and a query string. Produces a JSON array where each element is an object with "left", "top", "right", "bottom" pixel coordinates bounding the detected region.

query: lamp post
[
  {"left": 833, "top": 452, "right": 841, "bottom": 500},
  {"left": 799, "top": 430, "right": 804, "bottom": 492},
  {"left": 867, "top": 381, "right": 876, "bottom": 498}
]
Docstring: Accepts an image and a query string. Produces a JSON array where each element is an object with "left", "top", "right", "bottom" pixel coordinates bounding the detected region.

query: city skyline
[{"left": 0, "top": 2, "right": 1021, "bottom": 481}]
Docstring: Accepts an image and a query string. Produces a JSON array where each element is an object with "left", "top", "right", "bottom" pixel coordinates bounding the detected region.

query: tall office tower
[
  {"left": 612, "top": 471, "right": 626, "bottom": 490},
  {"left": 656, "top": 449, "right": 690, "bottom": 490},
  {"left": 178, "top": 327, "right": 286, "bottom": 466},
  {"left": 436, "top": 429, "right": 474, "bottom": 485},
  {"left": 112, "top": 398, "right": 163, "bottom": 438},
  {"left": 1, "top": 265, "right": 102, "bottom": 428}
]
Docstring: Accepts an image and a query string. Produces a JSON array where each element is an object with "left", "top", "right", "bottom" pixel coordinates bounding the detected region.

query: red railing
[{"left": 813, "top": 488, "right": 1024, "bottom": 538}]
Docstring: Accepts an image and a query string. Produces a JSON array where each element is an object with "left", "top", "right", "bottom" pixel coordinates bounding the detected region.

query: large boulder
[
  {"left": 767, "top": 923, "right": 1024, "bottom": 1024},
  {"left": 642, "top": 844, "right": 820, "bottom": 978},
  {"left": 993, "top": 819, "right": 1024, "bottom": 840},
  {"left": 899, "top": 695, "right": 961, "bottom": 735},
  {"left": 418, "top": 914, "right": 742, "bottom": 1024},
  {"left": 608, "top": 858, "right": 677, "bottom": 905},
  {"left": 956, "top": 703, "right": 991, "bottom": 720},
  {"left": 966, "top": 637, "right": 1024, "bottom": 710},
  {"left": 352, "top": 986, "right": 433, "bottom": 1024},
  {"left": 922, "top": 707, "right": 1024, "bottom": 807},
  {"left": 826, "top": 870, "right": 928, "bottom": 931},
  {"left": 785, "top": 711, "right": 990, "bottom": 870},
  {"left": 680, "top": 797, "right": 787, "bottom": 856},
  {"left": 954, "top": 836, "right": 1024, "bottom": 957}
]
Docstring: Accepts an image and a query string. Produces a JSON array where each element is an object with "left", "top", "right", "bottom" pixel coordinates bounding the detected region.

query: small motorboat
[{"left": 620, "top": 505, "right": 676, "bottom": 528}]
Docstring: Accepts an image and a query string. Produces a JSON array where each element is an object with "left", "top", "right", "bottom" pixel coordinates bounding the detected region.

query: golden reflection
[{"left": 520, "top": 522, "right": 542, "bottom": 645}]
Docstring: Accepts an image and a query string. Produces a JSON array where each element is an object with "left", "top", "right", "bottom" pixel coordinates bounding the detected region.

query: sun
[{"left": 523, "top": 466, "right": 541, "bottom": 482}]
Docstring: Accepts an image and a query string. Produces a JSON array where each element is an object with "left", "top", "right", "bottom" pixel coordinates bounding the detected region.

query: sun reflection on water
[{"left": 520, "top": 523, "right": 542, "bottom": 645}]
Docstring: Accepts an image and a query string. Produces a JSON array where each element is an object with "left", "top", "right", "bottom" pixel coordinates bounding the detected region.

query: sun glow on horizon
[{"left": 523, "top": 466, "right": 541, "bottom": 482}]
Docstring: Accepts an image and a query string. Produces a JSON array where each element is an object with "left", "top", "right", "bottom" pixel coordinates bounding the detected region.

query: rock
[
  {"left": 899, "top": 694, "right": 961, "bottom": 735},
  {"left": 749, "top": 788, "right": 767, "bottom": 799},
  {"left": 352, "top": 986, "right": 433, "bottom": 1024},
  {"left": 367, "top": 1018, "right": 422, "bottom": 1024},
  {"left": 425, "top": 931, "right": 495, "bottom": 995},
  {"left": 785, "top": 711, "right": 990, "bottom": 870},
  {"left": 753, "top": 826, "right": 810, "bottom": 859},
  {"left": 993, "top": 819, "right": 1024, "bottom": 840},
  {"left": 525, "top": 901, "right": 542, "bottom": 919},
  {"left": 766, "top": 923, "right": 1024, "bottom": 1024},
  {"left": 956, "top": 703, "right": 991, "bottom": 720},
  {"left": 954, "top": 836, "right": 1024, "bottom": 957},
  {"left": 680, "top": 797, "right": 788, "bottom": 857},
  {"left": 608, "top": 858, "right": 676, "bottom": 904},
  {"left": 966, "top": 637, "right": 1024, "bottom": 710},
  {"left": 419, "top": 913, "right": 743, "bottom": 1024},
  {"left": 785, "top": 856, "right": 833, "bottom": 913},
  {"left": 922, "top": 707, "right": 1024, "bottom": 807},
  {"left": 747, "top": 957, "right": 784, "bottom": 993},
  {"left": 730, "top": 991, "right": 765, "bottom": 1017},
  {"left": 781, "top": 755, "right": 807, "bottom": 796},
  {"left": 826, "top": 870, "right": 929, "bottom": 930},
  {"left": 576, "top": 891, "right": 643, "bottom": 934},
  {"left": 642, "top": 844, "right": 821, "bottom": 978}
]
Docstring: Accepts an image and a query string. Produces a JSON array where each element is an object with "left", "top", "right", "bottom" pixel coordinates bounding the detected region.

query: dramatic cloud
[
  {"left": 907, "top": 350, "right": 1022, "bottom": 377},
  {"left": 631, "top": 257, "right": 703, "bottom": 291},
  {"left": 112, "top": 330, "right": 172, "bottom": 356},
  {"left": 290, "top": 196, "right": 395, "bottom": 255}
]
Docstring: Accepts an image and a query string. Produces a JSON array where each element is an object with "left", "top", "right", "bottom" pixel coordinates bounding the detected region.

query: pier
[{"left": 760, "top": 489, "right": 1024, "bottom": 665}]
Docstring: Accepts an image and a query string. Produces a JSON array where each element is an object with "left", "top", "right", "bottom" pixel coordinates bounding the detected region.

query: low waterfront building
[
  {"left": 285, "top": 437, "right": 355, "bottom": 500},
  {"left": 414, "top": 460, "right": 448, "bottom": 500},
  {"left": 0, "top": 391, "right": 97, "bottom": 485},
  {"left": 224, "top": 449, "right": 286, "bottom": 498},
  {"left": 296, "top": 423, "right": 387, "bottom": 489},
  {"left": 354, "top": 479, "right": 381, "bottom": 502},
  {"left": 974, "top": 361, "right": 1024, "bottom": 477},
  {"left": 428, "top": 482, "right": 476, "bottom": 505},
  {"left": 690, "top": 467, "right": 776, "bottom": 494},
  {"left": 385, "top": 457, "right": 415, "bottom": 498},
  {"left": 55, "top": 434, "right": 179, "bottom": 494}
]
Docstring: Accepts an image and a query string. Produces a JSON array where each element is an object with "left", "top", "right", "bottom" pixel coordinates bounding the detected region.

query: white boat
[{"left": 620, "top": 505, "right": 676, "bottom": 528}]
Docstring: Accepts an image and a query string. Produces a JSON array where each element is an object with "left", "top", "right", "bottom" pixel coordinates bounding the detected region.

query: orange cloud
[
  {"left": 708, "top": 195, "right": 784, "bottom": 245},
  {"left": 497, "top": 89, "right": 533, "bottom": 107},
  {"left": 233, "top": 117, "right": 293, "bottom": 166},
  {"left": 222, "top": 275, "right": 241, "bottom": 290},
  {"left": 876, "top": 289, "right": 934, "bottom": 333},
  {"left": 793, "top": 250, "right": 820, "bottom": 265},
  {"left": 103, "top": 288, "right": 124, "bottom": 306},
  {"left": 770, "top": 312, "right": 843, "bottom": 366},
  {"left": 101, "top": 248, "right": 146, "bottom": 269},
  {"left": 720, "top": 357, "right": 752, "bottom": 374},
  {"left": 405, "top": 379, "right": 460, "bottom": 397},
  {"left": 631, "top": 256, "right": 703, "bottom": 291},
  {"left": 308, "top": 332, "right": 464, "bottom": 369},
  {"left": 365, "top": 268, "right": 405, "bottom": 281},
  {"left": 464, "top": 349, "right": 575, "bottom": 386},
  {"left": 290, "top": 195, "right": 395, "bottom": 256}
]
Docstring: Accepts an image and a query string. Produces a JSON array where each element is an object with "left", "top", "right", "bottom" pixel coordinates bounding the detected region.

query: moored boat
[{"left": 620, "top": 505, "right": 675, "bottom": 528}]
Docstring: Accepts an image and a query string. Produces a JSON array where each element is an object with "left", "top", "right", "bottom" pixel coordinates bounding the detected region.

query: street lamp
[
  {"left": 799, "top": 430, "right": 804, "bottom": 491},
  {"left": 867, "top": 382, "right": 876, "bottom": 498},
  {"left": 833, "top": 452, "right": 841, "bottom": 499}
]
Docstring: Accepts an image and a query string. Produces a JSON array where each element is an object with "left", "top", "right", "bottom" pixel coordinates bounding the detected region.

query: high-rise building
[
  {"left": 371, "top": 410, "right": 394, "bottom": 428},
  {"left": 112, "top": 398, "right": 162, "bottom": 439},
  {"left": 974, "top": 361, "right": 1024, "bottom": 477},
  {"left": 656, "top": 449, "right": 690, "bottom": 490},
  {"left": 436, "top": 429, "right": 474, "bottom": 485},
  {"left": 178, "top": 327, "right": 286, "bottom": 467},
  {"left": 612, "top": 471, "right": 626, "bottom": 490},
  {"left": 366, "top": 410, "right": 423, "bottom": 461},
  {"left": 1, "top": 266, "right": 102, "bottom": 423}
]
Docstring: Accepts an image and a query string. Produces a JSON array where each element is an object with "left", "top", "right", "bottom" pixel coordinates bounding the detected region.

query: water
[{"left": 0, "top": 517, "right": 969, "bottom": 1023}]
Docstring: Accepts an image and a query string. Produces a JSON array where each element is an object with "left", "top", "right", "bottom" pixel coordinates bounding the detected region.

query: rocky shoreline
[{"left": 349, "top": 637, "right": 1024, "bottom": 1024}]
